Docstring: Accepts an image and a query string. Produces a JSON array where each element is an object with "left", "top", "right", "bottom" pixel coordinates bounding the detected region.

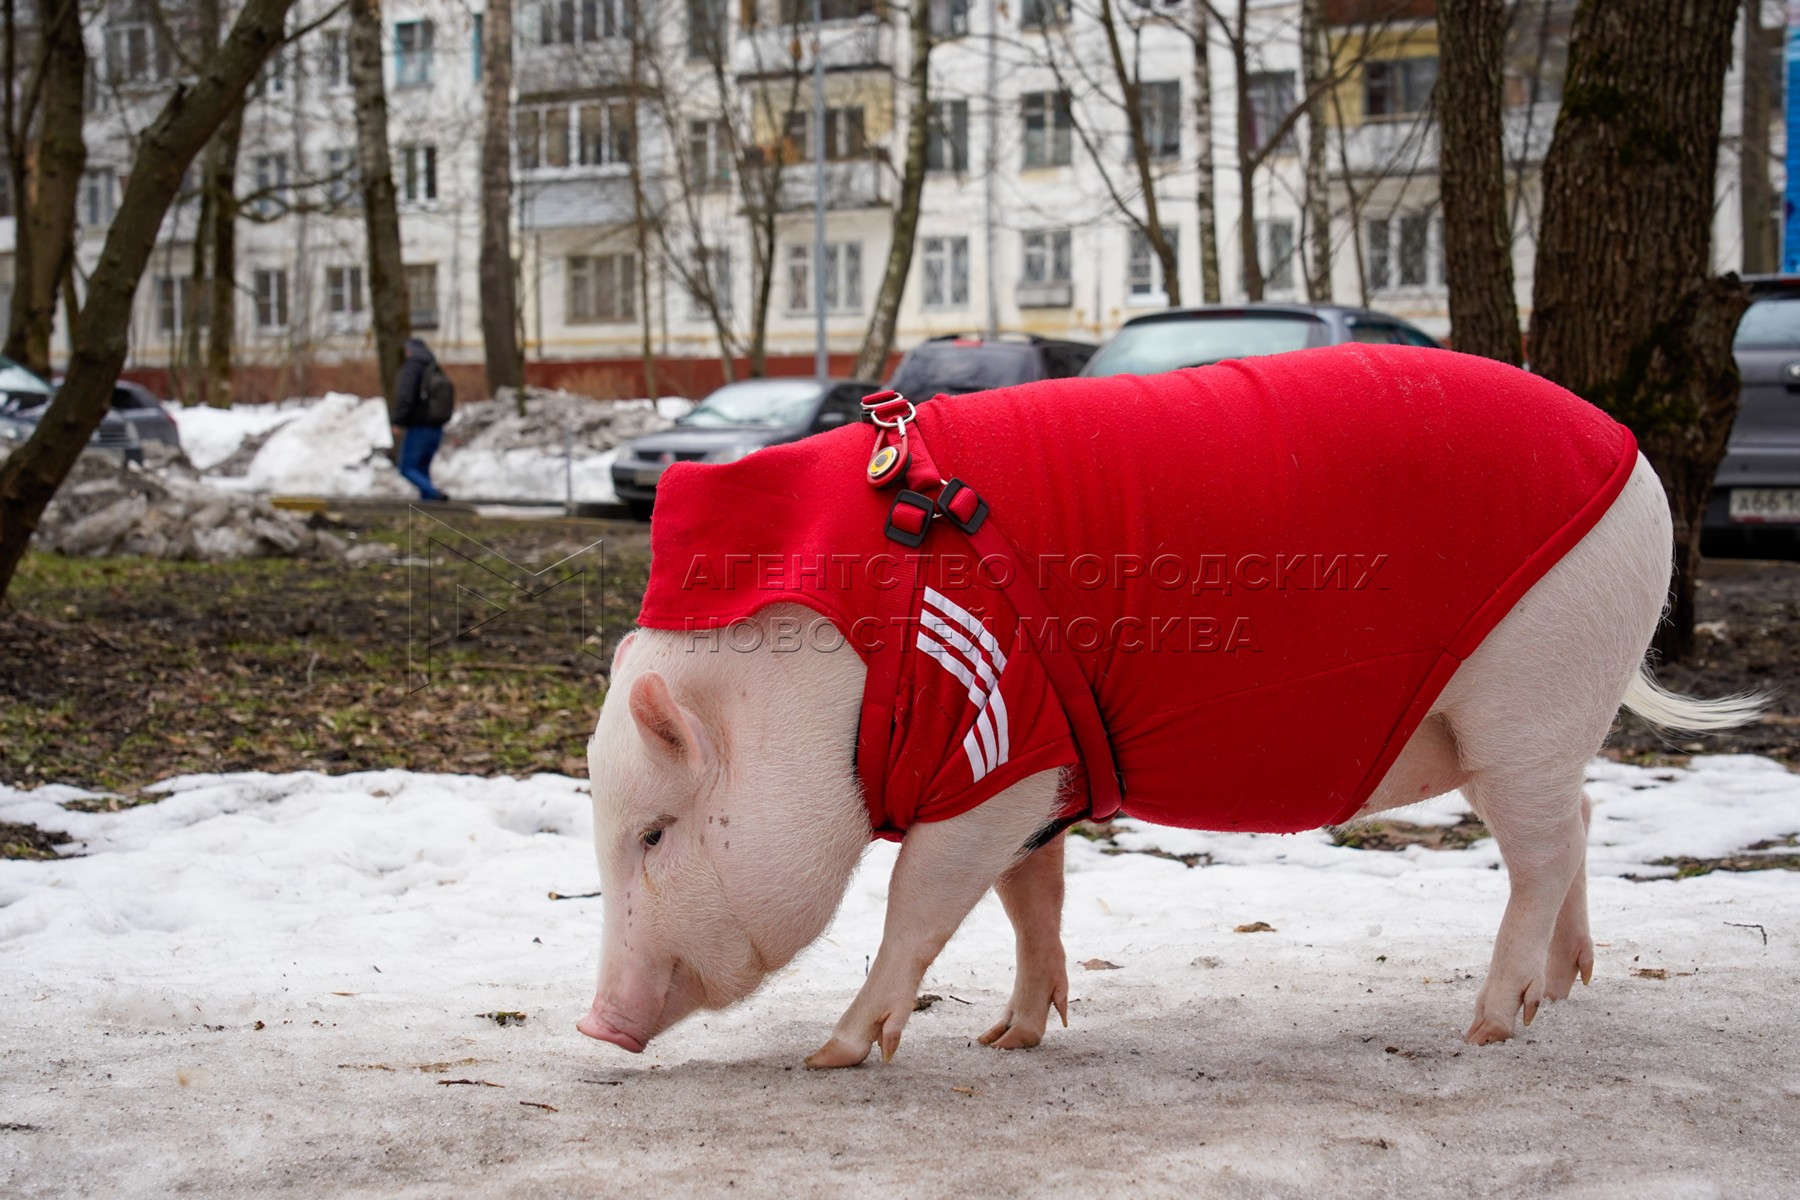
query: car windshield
[
  {"left": 1734, "top": 296, "right": 1800, "bottom": 349},
  {"left": 1083, "top": 314, "right": 1325, "bottom": 377},
  {"left": 0, "top": 359, "right": 52, "bottom": 411},
  {"left": 888, "top": 344, "right": 1031, "bottom": 398},
  {"left": 678, "top": 379, "right": 822, "bottom": 428}
]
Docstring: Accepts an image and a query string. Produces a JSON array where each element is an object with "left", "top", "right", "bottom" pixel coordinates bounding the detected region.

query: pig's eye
[{"left": 641, "top": 827, "right": 664, "bottom": 848}]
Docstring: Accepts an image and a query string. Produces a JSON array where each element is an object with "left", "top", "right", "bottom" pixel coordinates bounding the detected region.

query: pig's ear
[
  {"left": 611, "top": 631, "right": 637, "bottom": 676},
  {"left": 628, "top": 671, "right": 713, "bottom": 767}
]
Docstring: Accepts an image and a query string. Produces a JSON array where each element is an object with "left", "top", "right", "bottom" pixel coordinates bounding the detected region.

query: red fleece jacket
[{"left": 637, "top": 346, "right": 1638, "bottom": 837}]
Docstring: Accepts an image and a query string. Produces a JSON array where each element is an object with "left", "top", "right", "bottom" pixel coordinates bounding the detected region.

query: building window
[
  {"left": 254, "top": 269, "right": 289, "bottom": 329},
  {"left": 1021, "top": 229, "right": 1072, "bottom": 285},
  {"left": 406, "top": 263, "right": 440, "bottom": 328},
  {"left": 920, "top": 235, "right": 969, "bottom": 309},
  {"left": 400, "top": 144, "right": 438, "bottom": 202},
  {"left": 250, "top": 153, "right": 289, "bottom": 218},
  {"left": 394, "top": 20, "right": 435, "bottom": 89},
  {"left": 323, "top": 30, "right": 349, "bottom": 88},
  {"left": 250, "top": 45, "right": 288, "bottom": 98},
  {"left": 687, "top": 118, "right": 732, "bottom": 189},
  {"left": 326, "top": 148, "right": 359, "bottom": 208},
  {"left": 687, "top": 0, "right": 727, "bottom": 59},
  {"left": 325, "top": 266, "right": 366, "bottom": 318},
  {"left": 687, "top": 247, "right": 733, "bottom": 318},
  {"left": 1020, "top": 0, "right": 1070, "bottom": 29},
  {"left": 929, "top": 0, "right": 969, "bottom": 38},
  {"left": 785, "top": 107, "right": 868, "bottom": 162},
  {"left": 80, "top": 169, "right": 117, "bottom": 227},
  {"left": 0, "top": 170, "right": 12, "bottom": 218},
  {"left": 155, "top": 276, "right": 190, "bottom": 335},
  {"left": 1366, "top": 213, "right": 1443, "bottom": 291},
  {"left": 785, "top": 241, "right": 863, "bottom": 314},
  {"left": 519, "top": 100, "right": 632, "bottom": 170},
  {"left": 568, "top": 253, "right": 637, "bottom": 323},
  {"left": 778, "top": 0, "right": 875, "bottom": 22},
  {"left": 538, "top": 0, "right": 632, "bottom": 45},
  {"left": 1127, "top": 227, "right": 1179, "bottom": 301},
  {"left": 472, "top": 13, "right": 484, "bottom": 80},
  {"left": 1022, "top": 91, "right": 1072, "bottom": 168},
  {"left": 1246, "top": 71, "right": 1296, "bottom": 155},
  {"left": 927, "top": 100, "right": 969, "bottom": 172},
  {"left": 1364, "top": 57, "right": 1437, "bottom": 121},
  {"left": 1136, "top": 80, "right": 1181, "bottom": 160},
  {"left": 104, "top": 6, "right": 174, "bottom": 84},
  {"left": 1259, "top": 220, "right": 1296, "bottom": 292}
]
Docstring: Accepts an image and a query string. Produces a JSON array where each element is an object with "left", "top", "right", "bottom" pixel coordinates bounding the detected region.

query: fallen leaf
[
  {"left": 951, "top": 1086, "right": 979, "bottom": 1096},
  {"left": 1235, "top": 922, "right": 1277, "bottom": 934},
  {"left": 519, "top": 1101, "right": 559, "bottom": 1112},
  {"left": 913, "top": 993, "right": 942, "bottom": 1012},
  {"left": 1080, "top": 958, "right": 1122, "bottom": 971},
  {"left": 330, "top": 991, "right": 358, "bottom": 997},
  {"left": 1630, "top": 967, "right": 1669, "bottom": 980},
  {"left": 477, "top": 1010, "right": 528, "bottom": 1026},
  {"left": 437, "top": 1079, "right": 504, "bottom": 1088}
]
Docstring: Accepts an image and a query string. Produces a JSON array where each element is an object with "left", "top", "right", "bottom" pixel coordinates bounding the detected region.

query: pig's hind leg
[
  {"left": 978, "top": 832, "right": 1070, "bottom": 1050},
  {"left": 805, "top": 771, "right": 1063, "bottom": 1069}
]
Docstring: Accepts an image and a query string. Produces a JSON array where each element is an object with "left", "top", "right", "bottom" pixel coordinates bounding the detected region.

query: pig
[{"left": 578, "top": 347, "right": 1760, "bottom": 1066}]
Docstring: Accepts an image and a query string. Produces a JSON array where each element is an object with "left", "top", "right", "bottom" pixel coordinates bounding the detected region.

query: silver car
[{"left": 0, "top": 362, "right": 181, "bottom": 462}]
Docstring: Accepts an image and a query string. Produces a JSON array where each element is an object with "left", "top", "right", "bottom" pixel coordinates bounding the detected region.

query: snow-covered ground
[
  {"left": 2, "top": 757, "right": 1797, "bottom": 1196},
  {"left": 169, "top": 393, "right": 691, "bottom": 505}
]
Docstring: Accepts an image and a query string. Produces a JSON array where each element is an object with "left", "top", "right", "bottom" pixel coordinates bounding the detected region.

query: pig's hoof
[
  {"left": 1463, "top": 1015, "right": 1516, "bottom": 1045},
  {"left": 1544, "top": 943, "right": 1595, "bottom": 1001},
  {"left": 978, "top": 1021, "right": 1044, "bottom": 1050},
  {"left": 804, "top": 1037, "right": 872, "bottom": 1069}
]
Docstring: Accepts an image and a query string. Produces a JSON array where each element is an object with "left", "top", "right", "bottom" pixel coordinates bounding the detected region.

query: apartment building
[{"left": 0, "top": 0, "right": 1775, "bottom": 399}]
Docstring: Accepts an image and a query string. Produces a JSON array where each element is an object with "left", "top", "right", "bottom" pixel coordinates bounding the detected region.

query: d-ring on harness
[{"left": 852, "top": 390, "right": 1123, "bottom": 840}]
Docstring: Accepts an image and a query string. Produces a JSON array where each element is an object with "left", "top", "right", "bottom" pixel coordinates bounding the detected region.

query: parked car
[
  {"left": 1705, "top": 276, "right": 1800, "bottom": 554},
  {"left": 884, "top": 332, "right": 1096, "bottom": 399},
  {"left": 612, "top": 377, "right": 878, "bottom": 519},
  {"left": 0, "top": 363, "right": 182, "bottom": 462},
  {"left": 1080, "top": 303, "right": 1440, "bottom": 378}
]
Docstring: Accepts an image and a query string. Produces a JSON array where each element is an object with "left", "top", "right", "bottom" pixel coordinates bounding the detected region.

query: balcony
[
  {"left": 1328, "top": 101, "right": 1560, "bottom": 180},
  {"left": 515, "top": 41, "right": 632, "bottom": 95},
  {"left": 732, "top": 16, "right": 892, "bottom": 79},
  {"left": 766, "top": 154, "right": 891, "bottom": 212},
  {"left": 518, "top": 171, "right": 661, "bottom": 231}
]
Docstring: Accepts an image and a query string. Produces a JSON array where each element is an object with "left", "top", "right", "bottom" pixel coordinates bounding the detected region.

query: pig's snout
[{"left": 577, "top": 1003, "right": 649, "bottom": 1053}]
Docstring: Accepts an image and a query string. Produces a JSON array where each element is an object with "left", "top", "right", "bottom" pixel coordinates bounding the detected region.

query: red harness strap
[{"left": 853, "top": 394, "right": 1123, "bottom": 835}]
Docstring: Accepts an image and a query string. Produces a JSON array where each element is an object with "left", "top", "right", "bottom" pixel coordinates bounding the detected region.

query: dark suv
[{"left": 885, "top": 333, "right": 1097, "bottom": 400}]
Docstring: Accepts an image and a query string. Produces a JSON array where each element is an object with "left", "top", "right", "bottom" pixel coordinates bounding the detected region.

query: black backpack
[{"left": 422, "top": 362, "right": 456, "bottom": 426}]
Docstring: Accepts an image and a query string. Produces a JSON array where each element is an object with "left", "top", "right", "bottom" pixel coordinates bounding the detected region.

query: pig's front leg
[
  {"left": 978, "top": 832, "right": 1068, "bottom": 1050},
  {"left": 804, "top": 773, "right": 1061, "bottom": 1069}
]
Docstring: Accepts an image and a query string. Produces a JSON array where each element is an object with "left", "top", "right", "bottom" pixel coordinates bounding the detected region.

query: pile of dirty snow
[
  {"left": 35, "top": 450, "right": 349, "bottom": 561},
  {"left": 208, "top": 392, "right": 410, "bottom": 499}
]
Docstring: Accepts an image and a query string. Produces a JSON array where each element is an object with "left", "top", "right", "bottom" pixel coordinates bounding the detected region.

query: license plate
[
  {"left": 633, "top": 467, "right": 664, "bottom": 486},
  {"left": 1728, "top": 487, "right": 1800, "bottom": 523}
]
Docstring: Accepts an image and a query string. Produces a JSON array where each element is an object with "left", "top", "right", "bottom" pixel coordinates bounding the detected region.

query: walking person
[{"left": 390, "top": 337, "right": 455, "bottom": 502}]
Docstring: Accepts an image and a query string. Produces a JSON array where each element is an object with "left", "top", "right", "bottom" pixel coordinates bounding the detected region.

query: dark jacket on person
[{"left": 391, "top": 338, "right": 442, "bottom": 428}]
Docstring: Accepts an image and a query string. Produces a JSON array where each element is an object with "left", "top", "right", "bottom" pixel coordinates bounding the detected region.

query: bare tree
[
  {"left": 1436, "top": 0, "right": 1520, "bottom": 362},
  {"left": 0, "top": 0, "right": 299, "bottom": 600},
  {"left": 1738, "top": 0, "right": 1777, "bottom": 274},
  {"left": 3, "top": 0, "right": 85, "bottom": 379},
  {"left": 480, "top": 0, "right": 524, "bottom": 392},
  {"left": 1528, "top": 0, "right": 1747, "bottom": 661},
  {"left": 1298, "top": 0, "right": 1330, "bottom": 299},
  {"left": 348, "top": 0, "right": 408, "bottom": 407},
  {"left": 1191, "top": 2, "right": 1221, "bottom": 302},
  {"left": 854, "top": 0, "right": 932, "bottom": 381}
]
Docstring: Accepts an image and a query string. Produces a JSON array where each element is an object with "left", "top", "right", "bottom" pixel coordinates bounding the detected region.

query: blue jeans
[{"left": 398, "top": 426, "right": 445, "bottom": 500}]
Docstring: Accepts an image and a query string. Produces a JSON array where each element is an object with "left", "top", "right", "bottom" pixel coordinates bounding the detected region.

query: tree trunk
[
  {"left": 479, "top": 0, "right": 524, "bottom": 392},
  {"left": 1739, "top": 0, "right": 1777, "bottom": 274},
  {"left": 0, "top": 0, "right": 297, "bottom": 602},
  {"left": 854, "top": 4, "right": 932, "bottom": 381},
  {"left": 4, "top": 0, "right": 85, "bottom": 378},
  {"left": 1230, "top": 3, "right": 1263, "bottom": 301},
  {"left": 1099, "top": 0, "right": 1178, "bottom": 306},
  {"left": 1527, "top": 0, "right": 1748, "bottom": 663},
  {"left": 1300, "top": 0, "right": 1331, "bottom": 301},
  {"left": 626, "top": 3, "right": 656, "bottom": 399},
  {"left": 1437, "top": 0, "right": 1520, "bottom": 363},
  {"left": 203, "top": 106, "right": 243, "bottom": 408},
  {"left": 1192, "top": 5, "right": 1221, "bottom": 303},
  {"left": 350, "top": 0, "right": 410, "bottom": 409}
]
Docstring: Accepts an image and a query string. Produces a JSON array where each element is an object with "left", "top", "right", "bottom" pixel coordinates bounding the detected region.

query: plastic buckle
[
  {"left": 884, "top": 490, "right": 935, "bottom": 547},
  {"left": 936, "top": 478, "right": 988, "bottom": 534}
]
